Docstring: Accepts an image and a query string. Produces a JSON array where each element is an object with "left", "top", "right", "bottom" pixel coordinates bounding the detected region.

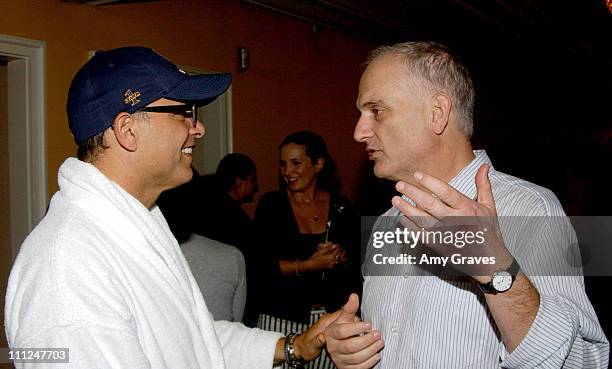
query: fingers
[
  {"left": 311, "top": 248, "right": 343, "bottom": 270},
  {"left": 311, "top": 331, "right": 326, "bottom": 350},
  {"left": 298, "top": 309, "right": 343, "bottom": 361},
  {"left": 394, "top": 169, "right": 498, "bottom": 219},
  {"left": 327, "top": 330, "right": 384, "bottom": 369},
  {"left": 394, "top": 171, "right": 472, "bottom": 218},
  {"left": 391, "top": 196, "right": 437, "bottom": 229},
  {"left": 336, "top": 293, "right": 359, "bottom": 323},
  {"left": 316, "top": 332, "right": 326, "bottom": 346},
  {"left": 395, "top": 181, "right": 449, "bottom": 218},
  {"left": 412, "top": 171, "right": 467, "bottom": 210},
  {"left": 475, "top": 164, "right": 496, "bottom": 212},
  {"left": 325, "top": 295, "right": 381, "bottom": 369},
  {"left": 331, "top": 247, "right": 344, "bottom": 258},
  {"left": 315, "top": 309, "right": 343, "bottom": 330},
  {"left": 339, "top": 251, "right": 349, "bottom": 264},
  {"left": 341, "top": 350, "right": 382, "bottom": 369},
  {"left": 318, "top": 243, "right": 340, "bottom": 255},
  {"left": 391, "top": 195, "right": 428, "bottom": 217},
  {"left": 327, "top": 321, "right": 371, "bottom": 339}
]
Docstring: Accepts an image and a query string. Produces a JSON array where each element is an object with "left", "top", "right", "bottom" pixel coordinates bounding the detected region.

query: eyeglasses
[{"left": 138, "top": 103, "right": 197, "bottom": 127}]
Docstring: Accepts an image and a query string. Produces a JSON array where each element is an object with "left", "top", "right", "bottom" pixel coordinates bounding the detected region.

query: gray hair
[
  {"left": 366, "top": 42, "right": 475, "bottom": 137},
  {"left": 76, "top": 110, "right": 149, "bottom": 162}
]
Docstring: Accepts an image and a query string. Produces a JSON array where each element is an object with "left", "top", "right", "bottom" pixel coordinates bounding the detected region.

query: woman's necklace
[
  {"left": 303, "top": 200, "right": 324, "bottom": 222},
  {"left": 291, "top": 193, "right": 326, "bottom": 222}
]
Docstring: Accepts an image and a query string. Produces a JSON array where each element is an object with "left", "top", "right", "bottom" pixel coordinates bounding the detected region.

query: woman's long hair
[{"left": 278, "top": 130, "right": 341, "bottom": 194}]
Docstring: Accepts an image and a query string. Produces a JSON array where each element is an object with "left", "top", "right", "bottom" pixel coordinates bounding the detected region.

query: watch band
[
  {"left": 479, "top": 258, "right": 520, "bottom": 294},
  {"left": 284, "top": 333, "right": 306, "bottom": 368}
]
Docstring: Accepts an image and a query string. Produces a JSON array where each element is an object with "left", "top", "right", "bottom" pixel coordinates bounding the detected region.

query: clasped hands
[
  {"left": 290, "top": 293, "right": 382, "bottom": 369},
  {"left": 307, "top": 242, "right": 348, "bottom": 270}
]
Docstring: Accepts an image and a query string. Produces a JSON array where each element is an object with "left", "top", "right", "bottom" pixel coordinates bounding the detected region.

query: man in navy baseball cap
[
  {"left": 64, "top": 46, "right": 233, "bottom": 191},
  {"left": 67, "top": 46, "right": 231, "bottom": 143},
  {"left": 6, "top": 46, "right": 339, "bottom": 368}
]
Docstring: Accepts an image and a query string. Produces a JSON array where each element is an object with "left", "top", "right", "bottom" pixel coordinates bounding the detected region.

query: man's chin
[
  {"left": 373, "top": 162, "right": 391, "bottom": 179},
  {"left": 173, "top": 170, "right": 193, "bottom": 188}
]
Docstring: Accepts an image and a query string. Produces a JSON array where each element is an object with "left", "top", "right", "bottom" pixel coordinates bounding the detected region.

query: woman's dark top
[{"left": 252, "top": 190, "right": 362, "bottom": 324}]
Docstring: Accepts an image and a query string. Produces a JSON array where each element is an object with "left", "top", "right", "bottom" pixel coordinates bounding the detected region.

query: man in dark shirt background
[
  {"left": 195, "top": 153, "right": 258, "bottom": 253},
  {"left": 159, "top": 153, "right": 261, "bottom": 325}
]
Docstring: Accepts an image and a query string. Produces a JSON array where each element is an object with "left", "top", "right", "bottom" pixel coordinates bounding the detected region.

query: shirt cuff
[
  {"left": 250, "top": 328, "right": 284, "bottom": 369},
  {"left": 500, "top": 295, "right": 577, "bottom": 368}
]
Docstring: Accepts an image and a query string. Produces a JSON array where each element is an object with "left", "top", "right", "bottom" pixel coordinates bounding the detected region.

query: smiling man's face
[{"left": 137, "top": 98, "right": 205, "bottom": 191}]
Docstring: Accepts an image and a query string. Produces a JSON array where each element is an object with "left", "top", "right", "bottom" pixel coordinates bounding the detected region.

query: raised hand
[
  {"left": 325, "top": 294, "right": 384, "bottom": 369},
  {"left": 390, "top": 164, "right": 514, "bottom": 282}
]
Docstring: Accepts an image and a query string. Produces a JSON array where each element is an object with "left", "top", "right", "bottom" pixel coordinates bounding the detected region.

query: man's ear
[
  {"left": 430, "top": 92, "right": 452, "bottom": 135},
  {"left": 111, "top": 112, "right": 139, "bottom": 152}
]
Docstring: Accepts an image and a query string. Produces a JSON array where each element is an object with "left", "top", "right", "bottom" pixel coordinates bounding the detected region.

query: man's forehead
[
  {"left": 357, "top": 56, "right": 413, "bottom": 107},
  {"left": 364, "top": 54, "right": 405, "bottom": 78},
  {"left": 357, "top": 75, "right": 400, "bottom": 107},
  {"left": 357, "top": 69, "right": 385, "bottom": 107}
]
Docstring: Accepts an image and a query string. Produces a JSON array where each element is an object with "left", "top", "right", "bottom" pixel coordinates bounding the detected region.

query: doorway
[{"left": 0, "top": 34, "right": 46, "bottom": 353}]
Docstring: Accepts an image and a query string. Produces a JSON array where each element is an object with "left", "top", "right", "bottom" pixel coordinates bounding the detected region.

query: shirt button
[
  {"left": 391, "top": 326, "right": 399, "bottom": 333},
  {"left": 403, "top": 273, "right": 410, "bottom": 280}
]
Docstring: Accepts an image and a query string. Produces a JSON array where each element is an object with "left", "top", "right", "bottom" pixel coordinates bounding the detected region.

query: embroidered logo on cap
[{"left": 124, "top": 89, "right": 141, "bottom": 106}]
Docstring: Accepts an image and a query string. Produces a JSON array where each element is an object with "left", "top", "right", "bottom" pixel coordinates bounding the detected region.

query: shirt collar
[
  {"left": 394, "top": 150, "right": 493, "bottom": 214},
  {"left": 448, "top": 149, "right": 493, "bottom": 200}
]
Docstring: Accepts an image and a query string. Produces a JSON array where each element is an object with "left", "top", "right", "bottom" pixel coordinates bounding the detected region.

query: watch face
[{"left": 492, "top": 271, "right": 513, "bottom": 292}]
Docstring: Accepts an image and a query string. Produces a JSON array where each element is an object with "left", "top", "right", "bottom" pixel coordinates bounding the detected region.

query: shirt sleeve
[
  {"left": 500, "top": 284, "right": 609, "bottom": 368},
  {"left": 213, "top": 321, "right": 283, "bottom": 369},
  {"left": 6, "top": 233, "right": 153, "bottom": 369},
  {"left": 233, "top": 249, "right": 247, "bottom": 322},
  {"left": 500, "top": 216, "right": 609, "bottom": 368},
  {"left": 12, "top": 325, "right": 151, "bottom": 369}
]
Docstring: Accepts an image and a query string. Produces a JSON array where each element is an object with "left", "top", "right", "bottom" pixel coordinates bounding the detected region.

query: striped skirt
[{"left": 258, "top": 311, "right": 336, "bottom": 369}]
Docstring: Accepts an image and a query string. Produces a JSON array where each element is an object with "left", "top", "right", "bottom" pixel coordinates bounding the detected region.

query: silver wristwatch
[{"left": 479, "top": 258, "right": 520, "bottom": 294}]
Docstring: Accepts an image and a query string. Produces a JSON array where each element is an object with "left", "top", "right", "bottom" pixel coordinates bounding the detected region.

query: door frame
[
  {"left": 181, "top": 65, "right": 233, "bottom": 175},
  {"left": 0, "top": 34, "right": 47, "bottom": 258}
]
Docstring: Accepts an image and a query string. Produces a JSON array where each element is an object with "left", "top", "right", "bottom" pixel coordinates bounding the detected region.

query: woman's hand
[
  {"left": 304, "top": 242, "right": 345, "bottom": 271},
  {"left": 274, "top": 308, "right": 344, "bottom": 365},
  {"left": 293, "top": 308, "right": 343, "bottom": 361},
  {"left": 280, "top": 242, "right": 349, "bottom": 276}
]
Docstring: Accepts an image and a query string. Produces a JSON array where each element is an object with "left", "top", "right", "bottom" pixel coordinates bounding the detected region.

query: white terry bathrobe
[{"left": 5, "top": 158, "right": 282, "bottom": 369}]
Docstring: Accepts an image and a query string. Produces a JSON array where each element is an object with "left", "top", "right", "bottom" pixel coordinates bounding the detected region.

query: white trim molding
[{"left": 0, "top": 34, "right": 47, "bottom": 258}]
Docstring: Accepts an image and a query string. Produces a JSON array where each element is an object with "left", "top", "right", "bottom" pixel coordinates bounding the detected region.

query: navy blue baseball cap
[{"left": 67, "top": 46, "right": 232, "bottom": 144}]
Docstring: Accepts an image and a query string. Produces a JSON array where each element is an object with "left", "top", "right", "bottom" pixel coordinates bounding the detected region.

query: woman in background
[{"left": 253, "top": 130, "right": 361, "bottom": 369}]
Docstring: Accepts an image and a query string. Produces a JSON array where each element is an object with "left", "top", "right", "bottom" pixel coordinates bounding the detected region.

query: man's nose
[
  {"left": 354, "top": 115, "right": 371, "bottom": 142},
  {"left": 192, "top": 120, "right": 205, "bottom": 138}
]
